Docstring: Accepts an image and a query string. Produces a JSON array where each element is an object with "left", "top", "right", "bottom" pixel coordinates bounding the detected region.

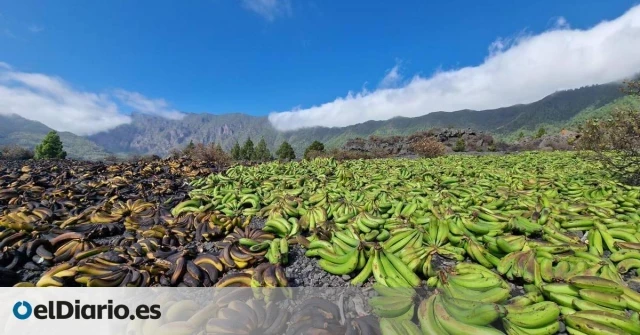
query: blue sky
[{"left": 1, "top": 1, "right": 640, "bottom": 134}]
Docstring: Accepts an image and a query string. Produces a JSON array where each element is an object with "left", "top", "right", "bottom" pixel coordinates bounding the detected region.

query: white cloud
[
  {"left": 555, "top": 17, "right": 570, "bottom": 29},
  {"left": 241, "top": 0, "right": 292, "bottom": 21},
  {"left": 0, "top": 65, "right": 184, "bottom": 135},
  {"left": 269, "top": 5, "right": 640, "bottom": 131},
  {"left": 0, "top": 70, "right": 130, "bottom": 135},
  {"left": 28, "top": 24, "right": 44, "bottom": 33},
  {"left": 379, "top": 63, "right": 403, "bottom": 89},
  {"left": 114, "top": 89, "right": 185, "bottom": 120}
]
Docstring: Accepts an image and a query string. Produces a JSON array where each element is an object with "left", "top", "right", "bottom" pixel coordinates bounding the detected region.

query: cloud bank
[
  {"left": 0, "top": 66, "right": 184, "bottom": 135},
  {"left": 114, "top": 90, "right": 184, "bottom": 120},
  {"left": 378, "top": 63, "right": 403, "bottom": 89},
  {"left": 241, "top": 0, "right": 292, "bottom": 22},
  {"left": 269, "top": 5, "right": 640, "bottom": 131}
]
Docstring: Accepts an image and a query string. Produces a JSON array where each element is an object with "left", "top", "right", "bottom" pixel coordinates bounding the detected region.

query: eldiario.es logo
[
  {"left": 13, "top": 301, "right": 32, "bottom": 320},
  {"left": 12, "top": 300, "right": 160, "bottom": 320}
]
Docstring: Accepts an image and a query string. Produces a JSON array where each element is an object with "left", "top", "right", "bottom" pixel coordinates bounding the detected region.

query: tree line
[
  {"left": 223, "top": 138, "right": 327, "bottom": 161},
  {"left": 0, "top": 129, "right": 328, "bottom": 162},
  {"left": 228, "top": 137, "right": 298, "bottom": 161}
]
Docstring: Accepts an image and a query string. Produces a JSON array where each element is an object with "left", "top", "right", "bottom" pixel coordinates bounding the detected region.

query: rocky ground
[
  {"left": 340, "top": 128, "right": 581, "bottom": 157},
  {"left": 343, "top": 128, "right": 497, "bottom": 156}
]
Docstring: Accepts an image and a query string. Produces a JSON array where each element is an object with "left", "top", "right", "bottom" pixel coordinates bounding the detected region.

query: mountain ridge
[
  {"left": 0, "top": 114, "right": 111, "bottom": 160},
  {"left": 0, "top": 81, "right": 630, "bottom": 159}
]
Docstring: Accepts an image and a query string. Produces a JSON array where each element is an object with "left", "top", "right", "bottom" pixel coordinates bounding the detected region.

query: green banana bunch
[
  {"left": 598, "top": 262, "right": 624, "bottom": 284},
  {"left": 379, "top": 318, "right": 422, "bottom": 335},
  {"left": 495, "top": 234, "right": 527, "bottom": 253},
  {"left": 331, "top": 200, "right": 359, "bottom": 225},
  {"left": 506, "top": 290, "right": 545, "bottom": 307},
  {"left": 508, "top": 216, "right": 543, "bottom": 235},
  {"left": 464, "top": 237, "right": 501, "bottom": 268},
  {"left": 374, "top": 247, "right": 422, "bottom": 287},
  {"left": 369, "top": 282, "right": 417, "bottom": 320},
  {"left": 461, "top": 213, "right": 507, "bottom": 236},
  {"left": 502, "top": 301, "right": 560, "bottom": 335},
  {"left": 303, "top": 227, "right": 367, "bottom": 275},
  {"left": 383, "top": 227, "right": 424, "bottom": 254},
  {"left": 170, "top": 199, "right": 203, "bottom": 217},
  {"left": 353, "top": 211, "right": 387, "bottom": 233},
  {"left": 316, "top": 243, "right": 362, "bottom": 276},
  {"left": 538, "top": 250, "right": 603, "bottom": 283},
  {"left": 423, "top": 219, "right": 450, "bottom": 246},
  {"left": 398, "top": 245, "right": 436, "bottom": 278},
  {"left": 446, "top": 214, "right": 478, "bottom": 243},
  {"left": 542, "top": 223, "right": 582, "bottom": 245},
  {"left": 370, "top": 295, "right": 416, "bottom": 320},
  {"left": 497, "top": 249, "right": 542, "bottom": 286},
  {"left": 263, "top": 216, "right": 299, "bottom": 238},
  {"left": 441, "top": 295, "right": 506, "bottom": 326},
  {"left": 417, "top": 293, "right": 504, "bottom": 335},
  {"left": 298, "top": 206, "right": 327, "bottom": 231},
  {"left": 307, "top": 191, "right": 327, "bottom": 206},
  {"left": 542, "top": 276, "right": 635, "bottom": 317},
  {"left": 565, "top": 311, "right": 640, "bottom": 335},
  {"left": 435, "top": 263, "right": 511, "bottom": 303},
  {"left": 265, "top": 238, "right": 289, "bottom": 265}
]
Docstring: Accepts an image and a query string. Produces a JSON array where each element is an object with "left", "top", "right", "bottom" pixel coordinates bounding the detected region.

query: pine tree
[
  {"left": 453, "top": 138, "right": 465, "bottom": 152},
  {"left": 241, "top": 137, "right": 255, "bottom": 161},
  {"left": 535, "top": 127, "right": 547, "bottom": 139},
  {"left": 254, "top": 137, "right": 272, "bottom": 161},
  {"left": 215, "top": 143, "right": 224, "bottom": 153},
  {"left": 231, "top": 141, "right": 242, "bottom": 160},
  {"left": 304, "top": 141, "right": 325, "bottom": 160},
  {"left": 276, "top": 141, "right": 296, "bottom": 160},
  {"left": 35, "top": 131, "right": 67, "bottom": 159},
  {"left": 517, "top": 132, "right": 525, "bottom": 140}
]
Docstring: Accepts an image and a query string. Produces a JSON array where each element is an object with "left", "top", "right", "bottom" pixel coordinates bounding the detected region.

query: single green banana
[{"left": 578, "top": 289, "right": 627, "bottom": 310}]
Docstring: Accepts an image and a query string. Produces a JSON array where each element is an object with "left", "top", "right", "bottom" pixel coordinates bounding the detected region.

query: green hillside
[
  {"left": 0, "top": 114, "right": 111, "bottom": 160},
  {"left": 499, "top": 95, "right": 640, "bottom": 142}
]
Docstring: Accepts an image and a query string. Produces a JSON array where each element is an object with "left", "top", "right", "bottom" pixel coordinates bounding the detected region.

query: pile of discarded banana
[
  {"left": 124, "top": 291, "right": 381, "bottom": 335},
  {"left": 119, "top": 271, "right": 640, "bottom": 335},
  {"left": 165, "top": 152, "right": 640, "bottom": 333},
  {"left": 0, "top": 158, "right": 226, "bottom": 287},
  {"left": 7, "top": 226, "right": 289, "bottom": 288},
  {"left": 371, "top": 265, "right": 640, "bottom": 335}
]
